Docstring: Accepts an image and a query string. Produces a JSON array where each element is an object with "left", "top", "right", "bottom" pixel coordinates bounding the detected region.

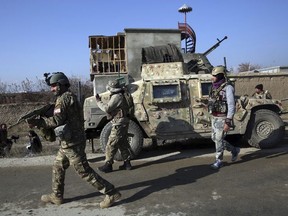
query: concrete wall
[
  {"left": 125, "top": 28, "right": 181, "bottom": 82},
  {"left": 92, "top": 29, "right": 182, "bottom": 94}
]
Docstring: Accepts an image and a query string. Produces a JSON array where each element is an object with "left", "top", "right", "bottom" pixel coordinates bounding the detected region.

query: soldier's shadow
[
  {"left": 117, "top": 164, "right": 217, "bottom": 205},
  {"left": 234, "top": 147, "right": 288, "bottom": 164}
]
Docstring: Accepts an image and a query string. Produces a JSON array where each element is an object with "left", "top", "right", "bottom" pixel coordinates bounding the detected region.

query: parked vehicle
[{"left": 84, "top": 43, "right": 285, "bottom": 160}]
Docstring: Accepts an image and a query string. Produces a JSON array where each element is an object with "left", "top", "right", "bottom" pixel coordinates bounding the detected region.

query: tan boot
[
  {"left": 99, "top": 191, "right": 121, "bottom": 209},
  {"left": 41, "top": 193, "right": 63, "bottom": 205}
]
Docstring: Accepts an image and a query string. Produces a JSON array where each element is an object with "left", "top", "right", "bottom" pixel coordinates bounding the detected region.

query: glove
[
  {"left": 39, "top": 128, "right": 56, "bottom": 142},
  {"left": 26, "top": 117, "right": 45, "bottom": 128},
  {"left": 225, "top": 118, "right": 233, "bottom": 128},
  {"left": 96, "top": 93, "right": 101, "bottom": 102}
]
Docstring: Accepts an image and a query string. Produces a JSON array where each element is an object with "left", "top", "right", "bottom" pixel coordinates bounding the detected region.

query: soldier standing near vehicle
[
  {"left": 96, "top": 79, "right": 133, "bottom": 173},
  {"left": 208, "top": 66, "right": 240, "bottom": 170},
  {"left": 251, "top": 84, "right": 272, "bottom": 99},
  {"left": 27, "top": 72, "right": 121, "bottom": 208}
]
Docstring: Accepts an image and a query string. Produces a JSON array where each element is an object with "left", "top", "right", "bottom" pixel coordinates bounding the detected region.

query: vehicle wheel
[
  {"left": 99, "top": 120, "right": 144, "bottom": 161},
  {"left": 244, "top": 109, "right": 284, "bottom": 149}
]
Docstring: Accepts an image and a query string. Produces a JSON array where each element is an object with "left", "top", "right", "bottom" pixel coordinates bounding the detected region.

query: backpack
[{"left": 123, "top": 90, "right": 135, "bottom": 118}]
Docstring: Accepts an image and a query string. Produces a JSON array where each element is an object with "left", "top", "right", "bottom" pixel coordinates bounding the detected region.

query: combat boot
[
  {"left": 100, "top": 191, "right": 121, "bottom": 209},
  {"left": 98, "top": 162, "right": 113, "bottom": 173},
  {"left": 119, "top": 160, "right": 132, "bottom": 170},
  {"left": 41, "top": 193, "right": 63, "bottom": 205}
]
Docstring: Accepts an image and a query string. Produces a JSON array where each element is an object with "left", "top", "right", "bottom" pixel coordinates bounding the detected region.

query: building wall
[
  {"left": 92, "top": 28, "right": 182, "bottom": 94},
  {"left": 125, "top": 28, "right": 182, "bottom": 82},
  {"left": 230, "top": 72, "right": 288, "bottom": 108}
]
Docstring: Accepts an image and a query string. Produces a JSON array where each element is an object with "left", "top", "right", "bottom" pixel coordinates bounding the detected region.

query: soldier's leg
[
  {"left": 52, "top": 148, "right": 70, "bottom": 198},
  {"left": 41, "top": 148, "right": 69, "bottom": 205},
  {"left": 118, "top": 123, "right": 131, "bottom": 160},
  {"left": 222, "top": 136, "right": 240, "bottom": 162},
  {"left": 105, "top": 125, "right": 121, "bottom": 163},
  {"left": 211, "top": 117, "right": 225, "bottom": 161},
  {"left": 69, "top": 145, "right": 116, "bottom": 195}
]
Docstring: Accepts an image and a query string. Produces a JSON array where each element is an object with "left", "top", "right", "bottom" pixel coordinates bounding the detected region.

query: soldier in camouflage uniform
[
  {"left": 208, "top": 66, "right": 240, "bottom": 170},
  {"left": 96, "top": 79, "right": 133, "bottom": 173},
  {"left": 252, "top": 84, "right": 272, "bottom": 99},
  {"left": 27, "top": 72, "right": 121, "bottom": 208}
]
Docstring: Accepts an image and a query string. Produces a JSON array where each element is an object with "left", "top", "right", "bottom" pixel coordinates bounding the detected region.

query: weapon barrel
[
  {"left": 8, "top": 104, "right": 53, "bottom": 129},
  {"left": 203, "top": 36, "right": 228, "bottom": 56}
]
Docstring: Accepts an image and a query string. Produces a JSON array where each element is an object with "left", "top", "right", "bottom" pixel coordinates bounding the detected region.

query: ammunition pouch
[
  {"left": 208, "top": 100, "right": 216, "bottom": 114},
  {"left": 54, "top": 124, "right": 71, "bottom": 141},
  {"left": 208, "top": 99, "right": 228, "bottom": 115}
]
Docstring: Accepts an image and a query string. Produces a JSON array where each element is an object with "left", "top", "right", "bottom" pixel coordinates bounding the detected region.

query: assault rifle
[{"left": 8, "top": 104, "right": 54, "bottom": 129}]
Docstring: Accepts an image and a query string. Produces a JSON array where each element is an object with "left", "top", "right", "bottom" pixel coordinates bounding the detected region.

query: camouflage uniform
[
  {"left": 252, "top": 84, "right": 272, "bottom": 99},
  {"left": 39, "top": 91, "right": 116, "bottom": 198},
  {"left": 97, "top": 87, "right": 131, "bottom": 164},
  {"left": 27, "top": 72, "right": 120, "bottom": 208},
  {"left": 252, "top": 90, "right": 272, "bottom": 99},
  {"left": 209, "top": 66, "right": 240, "bottom": 169}
]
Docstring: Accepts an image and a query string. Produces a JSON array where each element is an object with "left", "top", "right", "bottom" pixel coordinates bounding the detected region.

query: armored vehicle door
[
  {"left": 143, "top": 79, "right": 193, "bottom": 139},
  {"left": 188, "top": 79, "right": 212, "bottom": 131}
]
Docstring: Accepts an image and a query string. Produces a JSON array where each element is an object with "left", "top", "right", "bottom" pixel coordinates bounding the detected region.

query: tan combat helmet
[{"left": 211, "top": 65, "right": 226, "bottom": 76}]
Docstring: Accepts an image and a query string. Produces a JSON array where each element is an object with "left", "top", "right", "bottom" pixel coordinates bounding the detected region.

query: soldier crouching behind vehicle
[
  {"left": 251, "top": 84, "right": 272, "bottom": 99},
  {"left": 27, "top": 72, "right": 121, "bottom": 208},
  {"left": 208, "top": 66, "right": 240, "bottom": 170},
  {"left": 96, "top": 79, "right": 133, "bottom": 173},
  {"left": 25, "top": 130, "right": 42, "bottom": 157}
]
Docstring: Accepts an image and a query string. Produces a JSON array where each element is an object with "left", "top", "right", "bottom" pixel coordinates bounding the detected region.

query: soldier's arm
[
  {"left": 97, "top": 94, "right": 122, "bottom": 113},
  {"left": 42, "top": 95, "right": 70, "bottom": 128},
  {"left": 226, "top": 85, "right": 235, "bottom": 119}
]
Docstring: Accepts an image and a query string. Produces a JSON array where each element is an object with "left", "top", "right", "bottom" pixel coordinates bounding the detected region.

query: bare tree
[
  {"left": 237, "top": 62, "right": 261, "bottom": 72},
  {"left": 0, "top": 80, "right": 7, "bottom": 93},
  {"left": 21, "top": 78, "right": 34, "bottom": 92}
]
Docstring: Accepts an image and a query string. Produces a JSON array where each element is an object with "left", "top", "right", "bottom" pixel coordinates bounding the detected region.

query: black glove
[
  {"left": 96, "top": 93, "right": 101, "bottom": 102},
  {"left": 225, "top": 118, "right": 233, "bottom": 128},
  {"left": 26, "top": 117, "right": 45, "bottom": 128}
]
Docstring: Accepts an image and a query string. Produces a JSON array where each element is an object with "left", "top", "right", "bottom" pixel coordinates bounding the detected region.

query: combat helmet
[
  {"left": 212, "top": 65, "right": 226, "bottom": 76},
  {"left": 45, "top": 72, "right": 70, "bottom": 87}
]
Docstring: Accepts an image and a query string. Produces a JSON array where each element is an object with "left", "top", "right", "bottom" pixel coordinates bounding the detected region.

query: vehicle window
[
  {"left": 151, "top": 81, "right": 182, "bottom": 103},
  {"left": 153, "top": 85, "right": 179, "bottom": 98},
  {"left": 201, "top": 83, "right": 212, "bottom": 96}
]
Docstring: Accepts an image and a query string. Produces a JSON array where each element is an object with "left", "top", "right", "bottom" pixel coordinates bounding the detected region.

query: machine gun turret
[{"left": 186, "top": 36, "right": 228, "bottom": 73}]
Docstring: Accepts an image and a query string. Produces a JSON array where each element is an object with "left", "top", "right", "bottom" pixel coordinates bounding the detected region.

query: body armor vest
[{"left": 208, "top": 82, "right": 229, "bottom": 115}]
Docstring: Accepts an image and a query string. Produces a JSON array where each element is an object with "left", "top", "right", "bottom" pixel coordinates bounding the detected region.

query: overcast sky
[{"left": 1, "top": 0, "right": 288, "bottom": 84}]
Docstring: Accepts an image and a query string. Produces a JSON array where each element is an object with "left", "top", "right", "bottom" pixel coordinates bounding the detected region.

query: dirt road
[{"left": 1, "top": 143, "right": 288, "bottom": 216}]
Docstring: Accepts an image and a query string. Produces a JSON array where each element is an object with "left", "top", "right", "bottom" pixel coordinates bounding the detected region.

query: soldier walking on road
[
  {"left": 208, "top": 66, "right": 240, "bottom": 170},
  {"left": 96, "top": 79, "right": 134, "bottom": 173},
  {"left": 27, "top": 72, "right": 121, "bottom": 208}
]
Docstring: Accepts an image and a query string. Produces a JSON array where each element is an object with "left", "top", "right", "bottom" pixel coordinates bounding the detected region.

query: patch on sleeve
[{"left": 54, "top": 108, "right": 61, "bottom": 114}]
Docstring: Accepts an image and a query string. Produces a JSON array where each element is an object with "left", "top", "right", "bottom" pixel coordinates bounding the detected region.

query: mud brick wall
[{"left": 230, "top": 72, "right": 288, "bottom": 108}]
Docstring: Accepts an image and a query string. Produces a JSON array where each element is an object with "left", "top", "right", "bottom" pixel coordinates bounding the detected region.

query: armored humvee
[{"left": 83, "top": 44, "right": 285, "bottom": 160}]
